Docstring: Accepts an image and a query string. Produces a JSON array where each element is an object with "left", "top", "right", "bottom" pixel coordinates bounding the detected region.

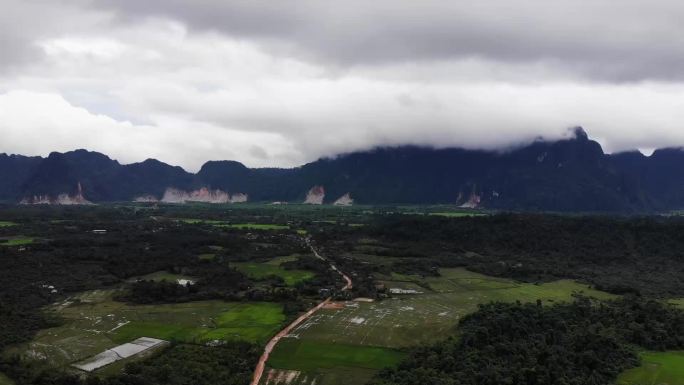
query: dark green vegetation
[
  {"left": 371, "top": 297, "right": 684, "bottom": 385},
  {"left": 2, "top": 205, "right": 684, "bottom": 385},
  {"left": 345, "top": 214, "right": 684, "bottom": 296}
]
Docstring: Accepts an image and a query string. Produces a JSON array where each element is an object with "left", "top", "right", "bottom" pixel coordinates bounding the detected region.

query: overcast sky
[{"left": 2, "top": 1, "right": 684, "bottom": 171}]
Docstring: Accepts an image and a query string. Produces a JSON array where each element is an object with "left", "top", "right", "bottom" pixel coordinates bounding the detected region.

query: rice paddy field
[
  {"left": 234, "top": 255, "right": 315, "bottom": 286},
  {"left": 617, "top": 351, "right": 684, "bottom": 385},
  {"left": 180, "top": 218, "right": 290, "bottom": 230},
  {"left": 263, "top": 268, "right": 615, "bottom": 385},
  {"left": 7, "top": 289, "right": 285, "bottom": 369},
  {"left": 0, "top": 237, "right": 34, "bottom": 246},
  {"left": 267, "top": 340, "right": 405, "bottom": 385}
]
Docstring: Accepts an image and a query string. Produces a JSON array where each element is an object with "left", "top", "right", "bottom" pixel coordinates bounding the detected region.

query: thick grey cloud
[
  {"left": 0, "top": 0, "right": 112, "bottom": 71},
  {"left": 2, "top": 1, "right": 684, "bottom": 170},
  {"left": 91, "top": 0, "right": 684, "bottom": 81}
]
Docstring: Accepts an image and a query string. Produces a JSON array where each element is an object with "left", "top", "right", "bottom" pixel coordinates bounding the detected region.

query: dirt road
[
  {"left": 249, "top": 242, "right": 352, "bottom": 385},
  {"left": 310, "top": 242, "right": 352, "bottom": 291}
]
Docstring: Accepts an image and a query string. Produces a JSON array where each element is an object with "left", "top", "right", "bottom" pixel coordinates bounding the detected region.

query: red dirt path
[{"left": 250, "top": 243, "right": 352, "bottom": 385}]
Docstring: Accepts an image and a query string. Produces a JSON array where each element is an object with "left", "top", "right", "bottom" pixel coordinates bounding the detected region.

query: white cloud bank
[{"left": 2, "top": 1, "right": 684, "bottom": 170}]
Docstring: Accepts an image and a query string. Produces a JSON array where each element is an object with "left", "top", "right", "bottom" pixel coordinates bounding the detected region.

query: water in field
[{"left": 266, "top": 268, "right": 615, "bottom": 385}]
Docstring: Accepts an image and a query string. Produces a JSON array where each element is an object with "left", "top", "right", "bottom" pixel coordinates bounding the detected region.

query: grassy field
[
  {"left": 180, "top": 219, "right": 290, "bottom": 231},
  {"left": 617, "top": 351, "right": 684, "bottom": 385},
  {"left": 264, "top": 268, "right": 614, "bottom": 385},
  {"left": 270, "top": 340, "right": 405, "bottom": 371},
  {"left": 0, "top": 221, "right": 16, "bottom": 227},
  {"left": 267, "top": 340, "right": 405, "bottom": 385},
  {"left": 234, "top": 255, "right": 314, "bottom": 286},
  {"left": 0, "top": 237, "right": 34, "bottom": 246},
  {"left": 8, "top": 289, "right": 284, "bottom": 368},
  {"left": 670, "top": 298, "right": 684, "bottom": 308},
  {"left": 222, "top": 223, "right": 290, "bottom": 230},
  {"left": 111, "top": 301, "right": 285, "bottom": 345}
]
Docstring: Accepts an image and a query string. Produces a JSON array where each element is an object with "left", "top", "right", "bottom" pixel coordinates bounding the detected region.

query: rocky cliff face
[
  {"left": 133, "top": 195, "right": 159, "bottom": 203},
  {"left": 20, "top": 182, "right": 93, "bottom": 205},
  {"left": 9, "top": 128, "right": 684, "bottom": 211},
  {"left": 229, "top": 193, "right": 248, "bottom": 203},
  {"left": 333, "top": 193, "right": 353, "bottom": 206},
  {"left": 304, "top": 186, "right": 325, "bottom": 204},
  {"left": 159, "top": 187, "right": 247, "bottom": 204},
  {"left": 459, "top": 193, "right": 481, "bottom": 209}
]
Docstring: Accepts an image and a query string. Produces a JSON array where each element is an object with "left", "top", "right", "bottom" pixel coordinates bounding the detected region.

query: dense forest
[
  {"left": 371, "top": 297, "right": 684, "bottom": 385},
  {"left": 337, "top": 214, "right": 684, "bottom": 296}
]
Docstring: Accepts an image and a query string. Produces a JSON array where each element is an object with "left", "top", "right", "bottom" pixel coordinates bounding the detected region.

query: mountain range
[{"left": 2, "top": 128, "right": 684, "bottom": 212}]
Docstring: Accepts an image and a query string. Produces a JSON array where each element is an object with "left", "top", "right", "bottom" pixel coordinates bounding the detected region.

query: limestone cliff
[
  {"left": 160, "top": 187, "right": 247, "bottom": 204},
  {"left": 20, "top": 182, "right": 93, "bottom": 205},
  {"left": 333, "top": 193, "right": 353, "bottom": 206},
  {"left": 304, "top": 186, "right": 325, "bottom": 204}
]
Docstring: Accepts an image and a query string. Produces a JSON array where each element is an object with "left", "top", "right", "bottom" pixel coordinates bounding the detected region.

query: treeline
[
  {"left": 351, "top": 214, "right": 684, "bottom": 296},
  {"left": 371, "top": 297, "right": 684, "bottom": 385},
  {"left": 2, "top": 341, "right": 259, "bottom": 385}
]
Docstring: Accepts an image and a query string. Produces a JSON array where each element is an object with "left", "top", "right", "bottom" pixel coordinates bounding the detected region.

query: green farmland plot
[
  {"left": 270, "top": 339, "right": 405, "bottom": 371},
  {"left": 267, "top": 339, "right": 405, "bottom": 385},
  {"left": 0, "top": 237, "right": 34, "bottom": 246},
  {"left": 617, "top": 351, "right": 684, "bottom": 385},
  {"left": 10, "top": 290, "right": 285, "bottom": 368},
  {"left": 180, "top": 219, "right": 290, "bottom": 231},
  {"left": 234, "top": 255, "right": 314, "bottom": 286},
  {"left": 223, "top": 223, "right": 290, "bottom": 230},
  {"left": 110, "top": 302, "right": 285, "bottom": 345},
  {"left": 109, "top": 303, "right": 283, "bottom": 344},
  {"left": 670, "top": 298, "right": 684, "bottom": 308}
]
